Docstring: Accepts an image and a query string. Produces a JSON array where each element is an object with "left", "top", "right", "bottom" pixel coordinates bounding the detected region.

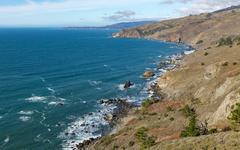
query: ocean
[{"left": 0, "top": 28, "right": 189, "bottom": 149}]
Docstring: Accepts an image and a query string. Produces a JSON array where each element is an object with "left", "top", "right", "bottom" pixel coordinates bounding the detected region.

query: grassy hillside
[{"left": 83, "top": 6, "right": 240, "bottom": 150}]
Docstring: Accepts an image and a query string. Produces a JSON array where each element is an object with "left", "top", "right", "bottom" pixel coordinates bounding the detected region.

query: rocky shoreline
[{"left": 76, "top": 44, "right": 195, "bottom": 150}]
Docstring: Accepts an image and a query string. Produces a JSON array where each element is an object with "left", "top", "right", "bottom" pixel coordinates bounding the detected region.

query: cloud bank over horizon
[{"left": 0, "top": 0, "right": 239, "bottom": 26}]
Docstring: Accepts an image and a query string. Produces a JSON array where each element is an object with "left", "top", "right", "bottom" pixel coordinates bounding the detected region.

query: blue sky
[{"left": 0, "top": 0, "right": 239, "bottom": 27}]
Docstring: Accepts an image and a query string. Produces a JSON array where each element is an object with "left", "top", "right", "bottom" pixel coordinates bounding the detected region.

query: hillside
[{"left": 83, "top": 6, "right": 240, "bottom": 150}]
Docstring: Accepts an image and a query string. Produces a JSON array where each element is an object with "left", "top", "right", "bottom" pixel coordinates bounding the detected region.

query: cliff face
[{"left": 83, "top": 6, "right": 240, "bottom": 150}]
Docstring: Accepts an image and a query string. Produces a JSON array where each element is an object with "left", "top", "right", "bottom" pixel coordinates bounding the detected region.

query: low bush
[
  {"left": 166, "top": 106, "right": 173, "bottom": 112},
  {"left": 204, "top": 52, "right": 209, "bottom": 56},
  {"left": 228, "top": 103, "right": 240, "bottom": 123},
  {"left": 135, "top": 127, "right": 155, "bottom": 149},
  {"left": 217, "top": 37, "right": 233, "bottom": 47},
  {"left": 208, "top": 128, "right": 217, "bottom": 134},
  {"left": 181, "top": 116, "right": 201, "bottom": 137},
  {"left": 196, "top": 40, "right": 203, "bottom": 44},
  {"left": 142, "top": 99, "right": 159, "bottom": 108},
  {"left": 101, "top": 135, "right": 114, "bottom": 145},
  {"left": 180, "top": 105, "right": 195, "bottom": 117},
  {"left": 222, "top": 62, "right": 228, "bottom": 66},
  {"left": 128, "top": 141, "right": 135, "bottom": 147}
]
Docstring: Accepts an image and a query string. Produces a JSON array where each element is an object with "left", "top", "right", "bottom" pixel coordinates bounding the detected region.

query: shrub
[
  {"left": 181, "top": 116, "right": 200, "bottom": 137},
  {"left": 142, "top": 99, "right": 158, "bottom": 108},
  {"left": 135, "top": 127, "right": 155, "bottom": 149},
  {"left": 112, "top": 145, "right": 119, "bottom": 149},
  {"left": 101, "top": 135, "right": 114, "bottom": 145},
  {"left": 233, "top": 62, "right": 237, "bottom": 65},
  {"left": 201, "top": 62, "right": 205, "bottom": 66},
  {"left": 128, "top": 141, "right": 135, "bottom": 147},
  {"left": 166, "top": 106, "right": 173, "bottom": 112},
  {"left": 222, "top": 62, "right": 228, "bottom": 66},
  {"left": 208, "top": 128, "right": 217, "bottom": 134},
  {"left": 204, "top": 52, "right": 209, "bottom": 56},
  {"left": 228, "top": 103, "right": 240, "bottom": 123},
  {"left": 180, "top": 105, "right": 195, "bottom": 117},
  {"left": 217, "top": 37, "right": 233, "bottom": 47},
  {"left": 196, "top": 40, "right": 203, "bottom": 44},
  {"left": 170, "top": 117, "right": 174, "bottom": 121}
]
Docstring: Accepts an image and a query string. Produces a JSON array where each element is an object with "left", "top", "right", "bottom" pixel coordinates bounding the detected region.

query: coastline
[{"left": 76, "top": 42, "right": 195, "bottom": 149}]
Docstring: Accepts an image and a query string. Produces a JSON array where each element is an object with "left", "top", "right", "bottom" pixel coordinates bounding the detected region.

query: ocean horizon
[{"left": 0, "top": 28, "right": 189, "bottom": 149}]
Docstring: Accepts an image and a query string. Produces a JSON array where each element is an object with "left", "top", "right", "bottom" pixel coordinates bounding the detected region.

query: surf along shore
[
  {"left": 81, "top": 6, "right": 240, "bottom": 150},
  {"left": 75, "top": 46, "right": 193, "bottom": 150}
]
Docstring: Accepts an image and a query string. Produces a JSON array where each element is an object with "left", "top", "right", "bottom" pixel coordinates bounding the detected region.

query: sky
[{"left": 0, "top": 0, "right": 239, "bottom": 27}]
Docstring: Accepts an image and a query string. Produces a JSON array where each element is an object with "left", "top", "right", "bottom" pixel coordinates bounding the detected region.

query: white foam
[
  {"left": 48, "top": 102, "right": 58, "bottom": 105},
  {"left": 48, "top": 101, "right": 64, "bottom": 106},
  {"left": 17, "top": 110, "right": 34, "bottom": 115},
  {"left": 0, "top": 116, "right": 3, "bottom": 119},
  {"left": 118, "top": 84, "right": 125, "bottom": 91},
  {"left": 47, "top": 87, "right": 55, "bottom": 93},
  {"left": 4, "top": 136, "right": 10, "bottom": 144},
  {"left": 88, "top": 80, "right": 102, "bottom": 86},
  {"left": 103, "top": 64, "right": 108, "bottom": 67},
  {"left": 184, "top": 50, "right": 195, "bottom": 55},
  {"left": 19, "top": 116, "right": 31, "bottom": 122},
  {"left": 96, "top": 87, "right": 102, "bottom": 90},
  {"left": 25, "top": 95, "right": 47, "bottom": 103},
  {"left": 40, "top": 77, "right": 45, "bottom": 82},
  {"left": 59, "top": 101, "right": 123, "bottom": 149}
]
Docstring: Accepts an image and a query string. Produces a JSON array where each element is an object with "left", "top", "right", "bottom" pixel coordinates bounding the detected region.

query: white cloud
[
  {"left": 103, "top": 10, "right": 136, "bottom": 21},
  {"left": 0, "top": 0, "right": 161, "bottom": 14},
  {"left": 160, "top": 0, "right": 240, "bottom": 15}
]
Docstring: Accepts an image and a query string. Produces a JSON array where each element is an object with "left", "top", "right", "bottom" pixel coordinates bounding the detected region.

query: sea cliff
[{"left": 83, "top": 6, "right": 240, "bottom": 150}]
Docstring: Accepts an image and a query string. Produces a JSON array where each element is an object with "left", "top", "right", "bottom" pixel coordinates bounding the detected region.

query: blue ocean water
[{"left": 0, "top": 28, "right": 187, "bottom": 149}]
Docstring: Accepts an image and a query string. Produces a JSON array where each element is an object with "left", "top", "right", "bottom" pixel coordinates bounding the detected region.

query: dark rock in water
[
  {"left": 158, "top": 61, "right": 169, "bottom": 69},
  {"left": 71, "top": 132, "right": 76, "bottom": 136},
  {"left": 58, "top": 103, "right": 64, "bottom": 106},
  {"left": 88, "top": 112, "right": 93, "bottom": 115},
  {"left": 143, "top": 70, "right": 155, "bottom": 78},
  {"left": 123, "top": 80, "right": 134, "bottom": 89}
]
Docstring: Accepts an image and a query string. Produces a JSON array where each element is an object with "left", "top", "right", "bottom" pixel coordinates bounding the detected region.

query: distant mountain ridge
[{"left": 66, "top": 21, "right": 157, "bottom": 30}]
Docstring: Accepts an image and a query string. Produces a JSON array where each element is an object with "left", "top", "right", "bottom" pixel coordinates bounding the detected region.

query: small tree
[{"left": 181, "top": 116, "right": 200, "bottom": 137}]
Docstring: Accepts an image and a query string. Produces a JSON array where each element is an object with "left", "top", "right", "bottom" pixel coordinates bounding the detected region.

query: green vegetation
[
  {"left": 166, "top": 106, "right": 173, "bottom": 112},
  {"left": 101, "top": 135, "right": 114, "bottom": 146},
  {"left": 180, "top": 105, "right": 195, "bottom": 117},
  {"left": 170, "top": 117, "right": 174, "bottom": 121},
  {"left": 181, "top": 115, "right": 200, "bottom": 137},
  {"left": 142, "top": 99, "right": 159, "bottom": 108},
  {"left": 233, "top": 62, "right": 237, "bottom": 65},
  {"left": 208, "top": 128, "right": 217, "bottom": 134},
  {"left": 217, "top": 36, "right": 240, "bottom": 47},
  {"left": 112, "top": 145, "right": 119, "bottom": 150},
  {"left": 204, "top": 52, "right": 209, "bottom": 56},
  {"left": 128, "top": 141, "right": 135, "bottom": 147},
  {"left": 228, "top": 103, "right": 240, "bottom": 123},
  {"left": 201, "top": 62, "right": 205, "bottom": 66},
  {"left": 135, "top": 127, "right": 155, "bottom": 149},
  {"left": 196, "top": 40, "right": 204, "bottom": 44},
  {"left": 217, "top": 37, "right": 233, "bottom": 47}
]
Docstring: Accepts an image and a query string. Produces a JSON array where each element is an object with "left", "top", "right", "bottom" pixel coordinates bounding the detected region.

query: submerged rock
[
  {"left": 123, "top": 81, "right": 134, "bottom": 89},
  {"left": 143, "top": 70, "right": 155, "bottom": 78}
]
